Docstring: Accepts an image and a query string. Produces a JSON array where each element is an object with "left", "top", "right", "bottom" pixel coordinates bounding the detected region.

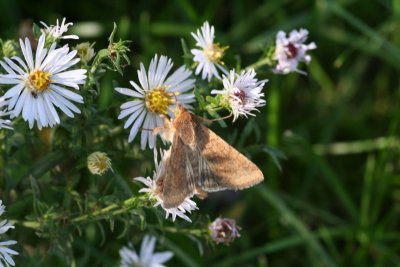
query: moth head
[{"left": 171, "top": 105, "right": 186, "bottom": 119}]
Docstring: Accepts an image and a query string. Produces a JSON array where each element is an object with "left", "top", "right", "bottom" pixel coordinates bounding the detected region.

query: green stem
[
  {"left": 161, "top": 226, "right": 206, "bottom": 237},
  {"left": 266, "top": 82, "right": 280, "bottom": 189},
  {"left": 245, "top": 57, "right": 272, "bottom": 71},
  {"left": 71, "top": 204, "right": 119, "bottom": 223},
  {"left": 313, "top": 136, "right": 400, "bottom": 155},
  {"left": 16, "top": 195, "right": 148, "bottom": 229},
  {"left": 90, "top": 49, "right": 110, "bottom": 74}
]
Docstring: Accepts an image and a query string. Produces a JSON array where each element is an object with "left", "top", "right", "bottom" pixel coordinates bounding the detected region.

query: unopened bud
[
  {"left": 75, "top": 42, "right": 95, "bottom": 64},
  {"left": 209, "top": 217, "right": 241, "bottom": 245},
  {"left": 2, "top": 40, "right": 19, "bottom": 58}
]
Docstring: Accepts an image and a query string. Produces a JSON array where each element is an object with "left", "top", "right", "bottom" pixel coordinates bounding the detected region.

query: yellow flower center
[
  {"left": 204, "top": 43, "right": 228, "bottom": 63},
  {"left": 145, "top": 87, "right": 174, "bottom": 115},
  {"left": 28, "top": 70, "right": 51, "bottom": 93}
]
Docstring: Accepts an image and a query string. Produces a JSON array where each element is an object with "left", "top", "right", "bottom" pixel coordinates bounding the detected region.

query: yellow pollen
[
  {"left": 28, "top": 70, "right": 51, "bottom": 93},
  {"left": 145, "top": 87, "right": 174, "bottom": 115},
  {"left": 205, "top": 43, "right": 228, "bottom": 63}
]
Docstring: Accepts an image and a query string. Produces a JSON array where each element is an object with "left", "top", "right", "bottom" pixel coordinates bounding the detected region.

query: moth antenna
[
  {"left": 140, "top": 127, "right": 154, "bottom": 132},
  {"left": 168, "top": 92, "right": 183, "bottom": 117},
  {"left": 199, "top": 113, "right": 233, "bottom": 124}
]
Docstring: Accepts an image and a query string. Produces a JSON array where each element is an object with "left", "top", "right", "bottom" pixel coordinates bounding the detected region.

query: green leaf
[
  {"left": 32, "top": 23, "right": 42, "bottom": 39},
  {"left": 24, "top": 151, "right": 65, "bottom": 180},
  {"left": 261, "top": 145, "right": 287, "bottom": 172},
  {"left": 257, "top": 186, "right": 337, "bottom": 267}
]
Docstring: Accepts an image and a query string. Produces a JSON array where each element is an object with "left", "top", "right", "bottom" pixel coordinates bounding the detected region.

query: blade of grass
[
  {"left": 370, "top": 93, "right": 400, "bottom": 225},
  {"left": 243, "top": 12, "right": 310, "bottom": 54},
  {"left": 163, "top": 238, "right": 202, "bottom": 267},
  {"left": 175, "top": 0, "right": 198, "bottom": 22},
  {"left": 321, "top": 26, "right": 400, "bottom": 68},
  {"left": 360, "top": 154, "right": 375, "bottom": 228},
  {"left": 266, "top": 81, "right": 280, "bottom": 189},
  {"left": 313, "top": 136, "right": 400, "bottom": 155},
  {"left": 217, "top": 226, "right": 349, "bottom": 267},
  {"left": 202, "top": 0, "right": 223, "bottom": 22},
  {"left": 284, "top": 132, "right": 359, "bottom": 222},
  {"left": 281, "top": 193, "right": 346, "bottom": 225},
  {"left": 149, "top": 22, "right": 193, "bottom": 36},
  {"left": 256, "top": 186, "right": 337, "bottom": 267},
  {"left": 327, "top": 1, "right": 400, "bottom": 65}
]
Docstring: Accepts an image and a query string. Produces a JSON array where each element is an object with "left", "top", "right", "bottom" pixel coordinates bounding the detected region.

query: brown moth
[{"left": 158, "top": 106, "right": 264, "bottom": 208}]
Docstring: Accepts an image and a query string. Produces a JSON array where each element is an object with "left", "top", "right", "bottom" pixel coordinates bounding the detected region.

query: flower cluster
[{"left": 0, "top": 16, "right": 317, "bottom": 266}]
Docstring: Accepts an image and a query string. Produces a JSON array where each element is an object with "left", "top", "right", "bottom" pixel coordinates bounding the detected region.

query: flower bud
[
  {"left": 209, "top": 217, "right": 241, "bottom": 245},
  {"left": 1, "top": 40, "right": 19, "bottom": 58},
  {"left": 75, "top": 42, "right": 95, "bottom": 64}
]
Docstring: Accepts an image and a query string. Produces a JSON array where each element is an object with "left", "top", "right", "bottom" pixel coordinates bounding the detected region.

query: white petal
[
  {"left": 115, "top": 87, "right": 143, "bottom": 98},
  {"left": 128, "top": 109, "right": 147, "bottom": 143},
  {"left": 123, "top": 105, "right": 144, "bottom": 128},
  {"left": 50, "top": 84, "right": 83, "bottom": 103},
  {"left": 140, "top": 112, "right": 152, "bottom": 149}
]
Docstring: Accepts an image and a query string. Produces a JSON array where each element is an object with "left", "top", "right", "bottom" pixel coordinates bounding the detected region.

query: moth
[{"left": 158, "top": 107, "right": 264, "bottom": 208}]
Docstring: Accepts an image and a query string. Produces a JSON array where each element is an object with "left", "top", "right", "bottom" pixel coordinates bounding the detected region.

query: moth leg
[
  {"left": 153, "top": 117, "right": 175, "bottom": 143},
  {"left": 194, "top": 185, "right": 208, "bottom": 199}
]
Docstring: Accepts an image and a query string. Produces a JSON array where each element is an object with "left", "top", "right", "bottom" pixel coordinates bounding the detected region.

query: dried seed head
[{"left": 87, "top": 152, "right": 112, "bottom": 175}]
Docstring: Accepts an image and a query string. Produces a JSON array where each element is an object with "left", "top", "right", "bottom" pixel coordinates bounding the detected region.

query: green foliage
[{"left": 0, "top": 0, "right": 399, "bottom": 267}]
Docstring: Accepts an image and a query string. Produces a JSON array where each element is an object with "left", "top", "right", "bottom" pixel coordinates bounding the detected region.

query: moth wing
[
  {"left": 162, "top": 135, "right": 197, "bottom": 208},
  {"left": 193, "top": 121, "right": 264, "bottom": 192}
]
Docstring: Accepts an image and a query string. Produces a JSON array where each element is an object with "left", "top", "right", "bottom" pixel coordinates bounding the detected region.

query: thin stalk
[
  {"left": 16, "top": 195, "right": 148, "bottom": 229},
  {"left": 257, "top": 186, "right": 337, "bottom": 267},
  {"left": 313, "top": 136, "right": 400, "bottom": 155}
]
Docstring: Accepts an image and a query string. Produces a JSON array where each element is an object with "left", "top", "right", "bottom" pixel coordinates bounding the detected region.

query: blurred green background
[{"left": 1, "top": 0, "right": 400, "bottom": 266}]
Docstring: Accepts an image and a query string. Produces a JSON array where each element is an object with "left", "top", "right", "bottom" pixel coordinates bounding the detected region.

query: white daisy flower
[
  {"left": 120, "top": 235, "right": 173, "bottom": 267},
  {"left": 0, "top": 98, "right": 12, "bottom": 130},
  {"left": 273, "top": 28, "right": 317, "bottom": 74},
  {"left": 0, "top": 200, "right": 18, "bottom": 267},
  {"left": 40, "top": 17, "right": 79, "bottom": 40},
  {"left": 191, "top": 21, "right": 228, "bottom": 81},
  {"left": 0, "top": 34, "right": 87, "bottom": 129},
  {"left": 211, "top": 69, "right": 267, "bottom": 122},
  {"left": 134, "top": 149, "right": 198, "bottom": 223},
  {"left": 115, "top": 54, "right": 195, "bottom": 150}
]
